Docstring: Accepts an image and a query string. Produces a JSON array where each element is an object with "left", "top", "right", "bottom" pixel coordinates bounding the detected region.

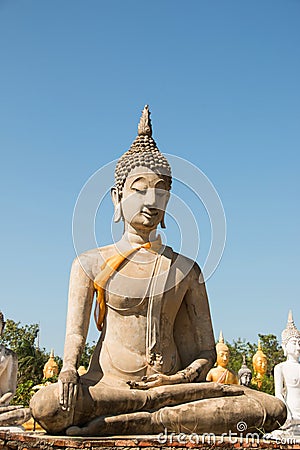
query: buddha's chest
[
  {"left": 101, "top": 250, "right": 188, "bottom": 317},
  {"left": 106, "top": 251, "right": 163, "bottom": 298},
  {"left": 283, "top": 365, "right": 300, "bottom": 387}
]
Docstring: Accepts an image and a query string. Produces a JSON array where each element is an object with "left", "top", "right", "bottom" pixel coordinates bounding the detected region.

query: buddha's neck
[{"left": 122, "top": 226, "right": 158, "bottom": 245}]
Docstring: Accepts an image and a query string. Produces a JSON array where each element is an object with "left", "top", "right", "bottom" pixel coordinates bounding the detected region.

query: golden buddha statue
[
  {"left": 30, "top": 106, "right": 286, "bottom": 436},
  {"left": 252, "top": 340, "right": 267, "bottom": 389},
  {"left": 77, "top": 366, "right": 87, "bottom": 376},
  {"left": 43, "top": 350, "right": 59, "bottom": 379},
  {"left": 206, "top": 331, "right": 238, "bottom": 384}
]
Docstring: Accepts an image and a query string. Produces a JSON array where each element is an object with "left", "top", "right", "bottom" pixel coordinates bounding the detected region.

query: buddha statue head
[
  {"left": 238, "top": 355, "right": 252, "bottom": 386},
  {"left": 0, "top": 312, "right": 5, "bottom": 336},
  {"left": 111, "top": 105, "right": 172, "bottom": 233},
  {"left": 281, "top": 310, "right": 300, "bottom": 359},
  {"left": 78, "top": 366, "right": 87, "bottom": 376},
  {"left": 252, "top": 341, "right": 267, "bottom": 377},
  {"left": 216, "top": 331, "right": 230, "bottom": 368},
  {"left": 43, "top": 349, "right": 59, "bottom": 379}
]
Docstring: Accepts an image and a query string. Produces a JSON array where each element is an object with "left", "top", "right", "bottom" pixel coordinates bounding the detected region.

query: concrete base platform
[{"left": 0, "top": 430, "right": 299, "bottom": 450}]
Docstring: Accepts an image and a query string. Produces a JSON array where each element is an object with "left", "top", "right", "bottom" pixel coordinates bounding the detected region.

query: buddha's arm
[
  {"left": 274, "top": 364, "right": 285, "bottom": 402},
  {"left": 176, "top": 263, "right": 216, "bottom": 381},
  {"left": 206, "top": 369, "right": 214, "bottom": 382},
  {"left": 59, "top": 256, "right": 95, "bottom": 410}
]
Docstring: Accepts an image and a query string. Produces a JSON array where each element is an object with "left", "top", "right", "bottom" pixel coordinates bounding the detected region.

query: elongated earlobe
[
  {"left": 114, "top": 202, "right": 122, "bottom": 223},
  {"left": 111, "top": 187, "right": 123, "bottom": 223},
  {"left": 160, "top": 214, "right": 166, "bottom": 229}
]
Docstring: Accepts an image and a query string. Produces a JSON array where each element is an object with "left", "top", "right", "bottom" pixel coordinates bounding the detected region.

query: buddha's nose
[{"left": 144, "top": 188, "right": 156, "bottom": 206}]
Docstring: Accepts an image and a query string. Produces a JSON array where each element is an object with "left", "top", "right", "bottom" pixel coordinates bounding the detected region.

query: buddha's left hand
[{"left": 127, "top": 372, "right": 184, "bottom": 389}]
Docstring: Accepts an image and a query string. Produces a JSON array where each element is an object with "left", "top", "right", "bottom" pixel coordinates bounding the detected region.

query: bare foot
[{"left": 66, "top": 426, "right": 84, "bottom": 436}]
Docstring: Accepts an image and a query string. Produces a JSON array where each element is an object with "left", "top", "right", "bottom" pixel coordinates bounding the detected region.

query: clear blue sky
[{"left": 0, "top": 1, "right": 299, "bottom": 357}]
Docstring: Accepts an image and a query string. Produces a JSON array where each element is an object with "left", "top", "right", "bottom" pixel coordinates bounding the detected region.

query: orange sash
[{"left": 93, "top": 242, "right": 153, "bottom": 331}]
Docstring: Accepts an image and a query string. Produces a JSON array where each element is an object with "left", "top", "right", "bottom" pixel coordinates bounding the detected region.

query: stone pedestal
[{"left": 0, "top": 430, "right": 299, "bottom": 450}]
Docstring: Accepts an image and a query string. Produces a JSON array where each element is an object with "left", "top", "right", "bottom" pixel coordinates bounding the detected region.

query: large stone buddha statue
[{"left": 30, "top": 106, "right": 286, "bottom": 436}]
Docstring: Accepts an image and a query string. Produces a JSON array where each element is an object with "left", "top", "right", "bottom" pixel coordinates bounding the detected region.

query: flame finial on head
[
  {"left": 281, "top": 310, "right": 300, "bottom": 346},
  {"left": 216, "top": 330, "right": 228, "bottom": 353},
  {"left": 258, "top": 340, "right": 262, "bottom": 352},
  {"left": 138, "top": 105, "right": 152, "bottom": 137},
  {"left": 219, "top": 330, "right": 224, "bottom": 344}
]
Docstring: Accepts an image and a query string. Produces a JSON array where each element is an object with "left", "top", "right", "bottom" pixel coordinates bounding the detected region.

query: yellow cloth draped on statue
[{"left": 93, "top": 241, "right": 162, "bottom": 331}]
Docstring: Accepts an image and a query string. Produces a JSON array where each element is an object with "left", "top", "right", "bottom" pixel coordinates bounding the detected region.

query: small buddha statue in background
[
  {"left": 0, "top": 312, "right": 31, "bottom": 427},
  {"left": 275, "top": 311, "right": 300, "bottom": 426},
  {"left": 43, "top": 350, "right": 59, "bottom": 379},
  {"left": 206, "top": 331, "right": 238, "bottom": 384},
  {"left": 32, "top": 350, "right": 59, "bottom": 391},
  {"left": 238, "top": 355, "right": 252, "bottom": 387},
  {"left": 252, "top": 340, "right": 267, "bottom": 389},
  {"left": 264, "top": 311, "right": 300, "bottom": 442},
  {"left": 77, "top": 366, "right": 87, "bottom": 376}
]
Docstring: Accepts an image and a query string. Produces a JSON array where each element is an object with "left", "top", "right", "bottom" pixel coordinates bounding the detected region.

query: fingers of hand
[
  {"left": 58, "top": 379, "right": 64, "bottom": 408},
  {"left": 59, "top": 381, "right": 77, "bottom": 410},
  {"left": 67, "top": 384, "right": 74, "bottom": 411},
  {"left": 144, "top": 374, "right": 159, "bottom": 382},
  {"left": 133, "top": 379, "right": 162, "bottom": 390}
]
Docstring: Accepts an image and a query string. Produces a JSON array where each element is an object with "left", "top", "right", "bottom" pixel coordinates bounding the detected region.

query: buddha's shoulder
[
  {"left": 274, "top": 361, "right": 289, "bottom": 371},
  {"left": 71, "top": 244, "right": 118, "bottom": 277},
  {"left": 80, "top": 244, "right": 118, "bottom": 259},
  {"left": 167, "top": 247, "right": 202, "bottom": 279}
]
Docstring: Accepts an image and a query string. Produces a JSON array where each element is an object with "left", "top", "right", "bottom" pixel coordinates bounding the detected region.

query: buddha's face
[
  {"left": 254, "top": 356, "right": 267, "bottom": 374},
  {"left": 240, "top": 372, "right": 252, "bottom": 386},
  {"left": 119, "top": 166, "right": 170, "bottom": 232},
  {"left": 43, "top": 365, "right": 58, "bottom": 379},
  {"left": 217, "top": 348, "right": 229, "bottom": 368},
  {"left": 284, "top": 337, "right": 300, "bottom": 360}
]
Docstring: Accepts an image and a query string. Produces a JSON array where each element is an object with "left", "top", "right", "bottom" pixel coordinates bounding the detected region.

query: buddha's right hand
[{"left": 58, "top": 368, "right": 79, "bottom": 411}]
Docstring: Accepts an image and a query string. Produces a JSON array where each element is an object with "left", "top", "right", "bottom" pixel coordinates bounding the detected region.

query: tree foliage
[
  {"left": 1, "top": 320, "right": 57, "bottom": 405},
  {"left": 1, "top": 319, "right": 49, "bottom": 386},
  {"left": 79, "top": 341, "right": 96, "bottom": 368}
]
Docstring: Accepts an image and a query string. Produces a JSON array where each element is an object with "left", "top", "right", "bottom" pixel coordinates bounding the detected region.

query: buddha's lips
[{"left": 141, "top": 210, "right": 159, "bottom": 219}]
